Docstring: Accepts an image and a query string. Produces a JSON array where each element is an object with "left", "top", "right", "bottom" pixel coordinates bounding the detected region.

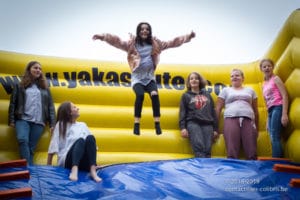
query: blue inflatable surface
[{"left": 1, "top": 158, "right": 300, "bottom": 199}]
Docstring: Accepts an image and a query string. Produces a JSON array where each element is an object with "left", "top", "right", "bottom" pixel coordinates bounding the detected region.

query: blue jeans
[
  {"left": 268, "top": 105, "right": 283, "bottom": 157},
  {"left": 15, "top": 120, "right": 44, "bottom": 165}
]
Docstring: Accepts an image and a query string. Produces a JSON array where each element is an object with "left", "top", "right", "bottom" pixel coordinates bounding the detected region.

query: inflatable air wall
[{"left": 1, "top": 9, "right": 300, "bottom": 165}]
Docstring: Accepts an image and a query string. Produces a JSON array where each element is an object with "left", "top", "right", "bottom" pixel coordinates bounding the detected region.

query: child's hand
[
  {"left": 181, "top": 129, "right": 189, "bottom": 138},
  {"left": 92, "top": 34, "right": 104, "bottom": 41},
  {"left": 281, "top": 114, "right": 289, "bottom": 127},
  {"left": 213, "top": 131, "right": 219, "bottom": 143},
  {"left": 190, "top": 31, "right": 196, "bottom": 39}
]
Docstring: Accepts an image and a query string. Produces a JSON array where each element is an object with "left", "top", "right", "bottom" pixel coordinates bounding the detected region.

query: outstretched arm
[
  {"left": 92, "top": 34, "right": 105, "bottom": 41},
  {"left": 189, "top": 31, "right": 196, "bottom": 40},
  {"left": 156, "top": 31, "right": 196, "bottom": 51},
  {"left": 92, "top": 33, "right": 130, "bottom": 51}
]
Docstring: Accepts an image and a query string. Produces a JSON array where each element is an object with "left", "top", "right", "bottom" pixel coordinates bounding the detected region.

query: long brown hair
[
  {"left": 20, "top": 61, "right": 48, "bottom": 89},
  {"left": 135, "top": 22, "right": 153, "bottom": 46},
  {"left": 186, "top": 72, "right": 207, "bottom": 91},
  {"left": 56, "top": 101, "right": 72, "bottom": 139}
]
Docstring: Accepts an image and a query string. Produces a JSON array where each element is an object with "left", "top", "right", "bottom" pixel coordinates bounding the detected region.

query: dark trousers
[
  {"left": 223, "top": 117, "right": 257, "bottom": 160},
  {"left": 65, "top": 135, "right": 97, "bottom": 171},
  {"left": 133, "top": 81, "right": 160, "bottom": 118},
  {"left": 187, "top": 121, "right": 213, "bottom": 158}
]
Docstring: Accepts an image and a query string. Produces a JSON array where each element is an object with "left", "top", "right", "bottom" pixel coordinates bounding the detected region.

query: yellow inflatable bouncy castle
[{"left": 0, "top": 9, "right": 300, "bottom": 165}]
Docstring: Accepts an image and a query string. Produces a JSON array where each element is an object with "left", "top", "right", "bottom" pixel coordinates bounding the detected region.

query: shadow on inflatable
[{"left": 0, "top": 9, "right": 300, "bottom": 200}]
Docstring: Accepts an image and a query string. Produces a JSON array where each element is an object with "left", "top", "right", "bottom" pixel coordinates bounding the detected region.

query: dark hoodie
[{"left": 179, "top": 89, "right": 218, "bottom": 131}]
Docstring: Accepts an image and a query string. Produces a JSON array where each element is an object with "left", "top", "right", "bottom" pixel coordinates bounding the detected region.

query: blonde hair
[{"left": 231, "top": 68, "right": 244, "bottom": 78}]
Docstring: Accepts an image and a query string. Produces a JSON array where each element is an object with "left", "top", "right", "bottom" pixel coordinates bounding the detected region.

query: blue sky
[{"left": 0, "top": 0, "right": 299, "bottom": 64}]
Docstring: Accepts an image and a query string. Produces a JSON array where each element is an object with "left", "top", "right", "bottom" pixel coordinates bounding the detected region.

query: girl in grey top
[
  {"left": 216, "top": 69, "right": 258, "bottom": 160},
  {"left": 8, "top": 61, "right": 56, "bottom": 165},
  {"left": 93, "top": 22, "right": 195, "bottom": 135}
]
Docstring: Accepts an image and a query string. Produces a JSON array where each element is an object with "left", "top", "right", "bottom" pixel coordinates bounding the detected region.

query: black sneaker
[
  {"left": 133, "top": 123, "right": 140, "bottom": 135},
  {"left": 155, "top": 122, "right": 162, "bottom": 135}
]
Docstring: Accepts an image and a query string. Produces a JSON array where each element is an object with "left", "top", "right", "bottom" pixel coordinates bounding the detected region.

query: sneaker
[
  {"left": 133, "top": 123, "right": 140, "bottom": 135},
  {"left": 155, "top": 122, "right": 162, "bottom": 135}
]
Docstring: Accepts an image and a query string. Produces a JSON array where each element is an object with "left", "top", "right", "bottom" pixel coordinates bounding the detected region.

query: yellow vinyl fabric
[{"left": 1, "top": 9, "right": 300, "bottom": 165}]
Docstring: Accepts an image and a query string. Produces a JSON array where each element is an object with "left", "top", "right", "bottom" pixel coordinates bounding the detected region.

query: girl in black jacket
[{"left": 8, "top": 61, "right": 56, "bottom": 165}]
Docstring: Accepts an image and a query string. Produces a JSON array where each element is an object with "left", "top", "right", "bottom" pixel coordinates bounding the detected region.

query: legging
[
  {"left": 65, "top": 135, "right": 97, "bottom": 171},
  {"left": 133, "top": 80, "right": 160, "bottom": 118}
]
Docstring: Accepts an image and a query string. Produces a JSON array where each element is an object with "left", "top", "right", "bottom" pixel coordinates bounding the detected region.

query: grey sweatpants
[{"left": 187, "top": 121, "right": 214, "bottom": 158}]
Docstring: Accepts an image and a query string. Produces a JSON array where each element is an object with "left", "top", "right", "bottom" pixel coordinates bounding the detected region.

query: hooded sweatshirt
[{"left": 179, "top": 89, "right": 218, "bottom": 131}]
